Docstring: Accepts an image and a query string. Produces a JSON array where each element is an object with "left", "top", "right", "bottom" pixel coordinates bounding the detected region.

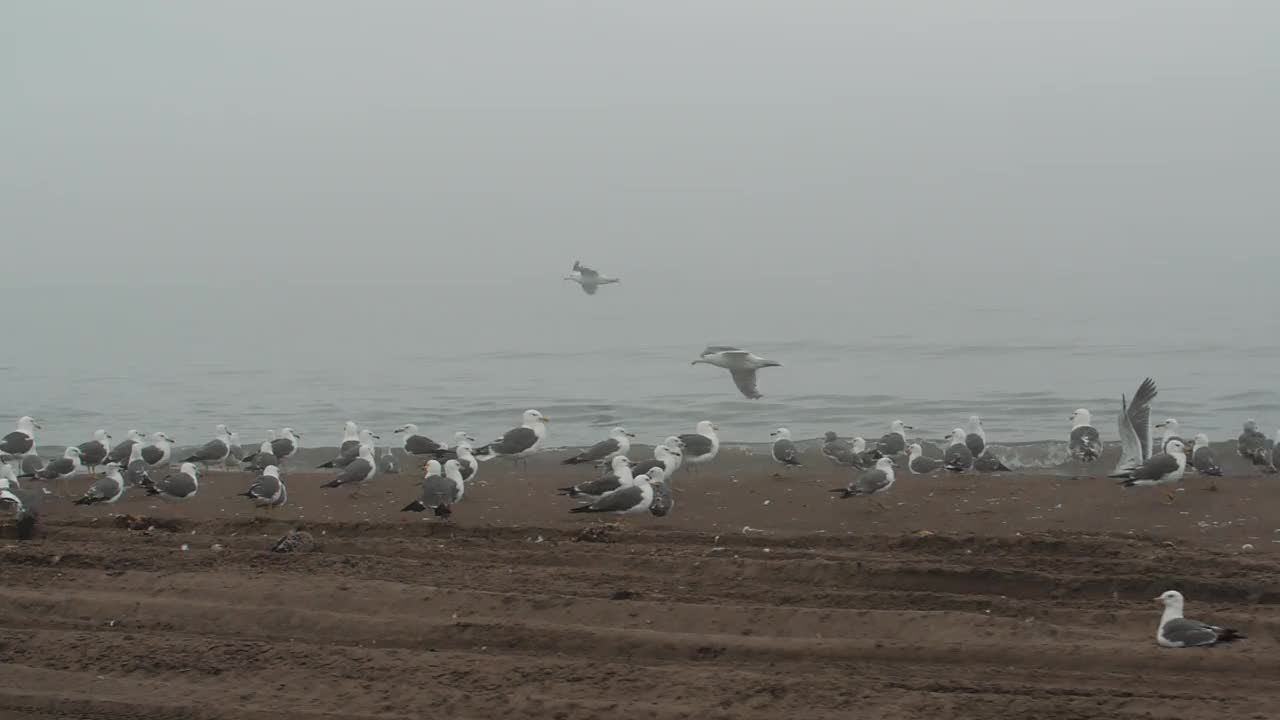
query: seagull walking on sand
[
  {"left": 239, "top": 465, "right": 287, "bottom": 511},
  {"left": 1154, "top": 590, "right": 1245, "bottom": 648},
  {"left": 564, "top": 260, "right": 620, "bottom": 295},
  {"left": 401, "top": 459, "right": 466, "bottom": 518},
  {"left": 474, "top": 410, "right": 550, "bottom": 474},
  {"left": 1111, "top": 438, "right": 1187, "bottom": 503},
  {"left": 691, "top": 346, "right": 781, "bottom": 399},
  {"left": 562, "top": 427, "right": 634, "bottom": 465},
  {"left": 832, "top": 457, "right": 897, "bottom": 507}
]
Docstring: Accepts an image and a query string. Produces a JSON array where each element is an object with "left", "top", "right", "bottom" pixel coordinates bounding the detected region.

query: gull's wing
[
  {"left": 1115, "top": 378, "right": 1157, "bottom": 473},
  {"left": 730, "top": 369, "right": 762, "bottom": 399}
]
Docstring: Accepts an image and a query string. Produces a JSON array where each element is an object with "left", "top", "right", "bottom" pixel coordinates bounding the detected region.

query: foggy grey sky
[{"left": 4, "top": 1, "right": 1279, "bottom": 290}]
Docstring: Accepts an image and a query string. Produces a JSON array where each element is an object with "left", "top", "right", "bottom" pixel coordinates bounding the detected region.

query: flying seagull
[
  {"left": 562, "top": 427, "right": 634, "bottom": 465},
  {"left": 564, "top": 260, "right": 620, "bottom": 295},
  {"left": 691, "top": 346, "right": 781, "bottom": 399},
  {"left": 1114, "top": 377, "right": 1158, "bottom": 475},
  {"left": 1111, "top": 438, "right": 1187, "bottom": 503},
  {"left": 1154, "top": 590, "right": 1245, "bottom": 648}
]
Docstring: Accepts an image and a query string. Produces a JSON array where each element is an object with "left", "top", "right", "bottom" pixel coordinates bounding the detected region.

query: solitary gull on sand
[
  {"left": 1115, "top": 378, "right": 1158, "bottom": 475},
  {"left": 1069, "top": 409, "right": 1103, "bottom": 469},
  {"left": 474, "top": 410, "right": 550, "bottom": 472},
  {"left": 559, "top": 456, "right": 634, "bottom": 500},
  {"left": 183, "top": 424, "right": 234, "bottom": 467},
  {"left": 943, "top": 428, "right": 974, "bottom": 473},
  {"left": 907, "top": 444, "right": 941, "bottom": 474},
  {"left": 1190, "top": 434, "right": 1222, "bottom": 476},
  {"left": 568, "top": 470, "right": 658, "bottom": 516},
  {"left": 401, "top": 459, "right": 466, "bottom": 518},
  {"left": 691, "top": 346, "right": 781, "bottom": 399},
  {"left": 876, "top": 420, "right": 912, "bottom": 457},
  {"left": 73, "top": 463, "right": 126, "bottom": 506},
  {"left": 562, "top": 427, "right": 635, "bottom": 465},
  {"left": 77, "top": 429, "right": 112, "bottom": 475},
  {"left": 239, "top": 465, "right": 287, "bottom": 511},
  {"left": 676, "top": 421, "right": 720, "bottom": 470},
  {"left": 564, "top": 260, "right": 620, "bottom": 295},
  {"left": 832, "top": 457, "right": 897, "bottom": 507},
  {"left": 1154, "top": 590, "right": 1245, "bottom": 648},
  {"left": 1111, "top": 438, "right": 1186, "bottom": 503},
  {"left": 769, "top": 428, "right": 802, "bottom": 469}
]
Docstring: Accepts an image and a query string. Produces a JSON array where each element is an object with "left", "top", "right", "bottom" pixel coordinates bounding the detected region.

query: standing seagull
[
  {"left": 1237, "top": 420, "right": 1269, "bottom": 464},
  {"left": 1154, "top": 418, "right": 1183, "bottom": 454},
  {"left": 769, "top": 428, "right": 802, "bottom": 470},
  {"left": 906, "top": 443, "right": 941, "bottom": 475},
  {"left": 140, "top": 432, "right": 176, "bottom": 468},
  {"left": 108, "top": 429, "right": 145, "bottom": 466},
  {"left": 649, "top": 468, "right": 675, "bottom": 517},
  {"left": 943, "top": 428, "right": 974, "bottom": 473},
  {"left": 319, "top": 429, "right": 379, "bottom": 468},
  {"left": 964, "top": 416, "right": 986, "bottom": 459},
  {"left": 378, "top": 446, "right": 401, "bottom": 475},
  {"left": 401, "top": 459, "right": 467, "bottom": 518},
  {"left": 1069, "top": 408, "right": 1103, "bottom": 471},
  {"left": 123, "top": 442, "right": 152, "bottom": 487},
  {"left": 559, "top": 456, "right": 634, "bottom": 500},
  {"left": 321, "top": 445, "right": 377, "bottom": 496},
  {"left": 1153, "top": 591, "right": 1245, "bottom": 648},
  {"left": 676, "top": 421, "right": 720, "bottom": 470},
  {"left": 227, "top": 432, "right": 243, "bottom": 466},
  {"left": 474, "top": 410, "right": 550, "bottom": 473},
  {"left": 564, "top": 260, "right": 620, "bottom": 295},
  {"left": 562, "top": 427, "right": 635, "bottom": 465},
  {"left": 832, "top": 457, "right": 897, "bottom": 506},
  {"left": 1, "top": 416, "right": 39, "bottom": 456},
  {"left": 183, "top": 424, "right": 234, "bottom": 468},
  {"left": 21, "top": 446, "right": 83, "bottom": 494},
  {"left": 144, "top": 462, "right": 200, "bottom": 503},
  {"left": 1111, "top": 438, "right": 1187, "bottom": 503},
  {"left": 691, "top": 346, "right": 781, "bottom": 400},
  {"left": 1190, "top": 434, "right": 1222, "bottom": 477},
  {"left": 239, "top": 465, "right": 287, "bottom": 511},
  {"left": 242, "top": 430, "right": 279, "bottom": 471},
  {"left": 395, "top": 423, "right": 444, "bottom": 457},
  {"left": 821, "top": 432, "right": 856, "bottom": 467},
  {"left": 18, "top": 449, "right": 45, "bottom": 479},
  {"left": 1115, "top": 377, "right": 1158, "bottom": 475},
  {"left": 631, "top": 443, "right": 683, "bottom": 479},
  {"left": 77, "top": 430, "right": 112, "bottom": 476},
  {"left": 271, "top": 427, "right": 301, "bottom": 464},
  {"left": 876, "top": 420, "right": 913, "bottom": 457},
  {"left": 568, "top": 472, "right": 656, "bottom": 516},
  {"left": 73, "top": 463, "right": 126, "bottom": 506}
]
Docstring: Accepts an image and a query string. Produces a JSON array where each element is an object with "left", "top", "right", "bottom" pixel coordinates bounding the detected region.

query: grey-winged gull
[
  {"left": 1154, "top": 590, "right": 1245, "bottom": 648},
  {"left": 378, "top": 446, "right": 401, "bottom": 475},
  {"left": 562, "top": 427, "right": 634, "bottom": 465},
  {"left": 123, "top": 442, "right": 151, "bottom": 487},
  {"left": 183, "top": 424, "right": 234, "bottom": 467},
  {"left": 821, "top": 432, "right": 856, "bottom": 467},
  {"left": 1111, "top": 438, "right": 1186, "bottom": 503},
  {"left": 1115, "top": 377, "right": 1158, "bottom": 475},
  {"left": 676, "top": 421, "right": 720, "bottom": 470},
  {"left": 140, "top": 432, "right": 175, "bottom": 468},
  {"left": 239, "top": 465, "right": 287, "bottom": 511},
  {"left": 401, "top": 459, "right": 466, "bottom": 517},
  {"left": 964, "top": 416, "right": 986, "bottom": 458},
  {"left": 21, "top": 447, "right": 82, "bottom": 493},
  {"left": 321, "top": 445, "right": 377, "bottom": 496},
  {"left": 876, "top": 420, "right": 913, "bottom": 457},
  {"left": 271, "top": 427, "right": 301, "bottom": 463},
  {"left": 907, "top": 443, "right": 941, "bottom": 474},
  {"left": 242, "top": 430, "right": 278, "bottom": 471},
  {"left": 474, "top": 410, "right": 550, "bottom": 472},
  {"left": 19, "top": 450, "right": 46, "bottom": 479},
  {"left": 77, "top": 429, "right": 112, "bottom": 475},
  {"left": 564, "top": 260, "right": 620, "bottom": 295},
  {"left": 832, "top": 457, "right": 897, "bottom": 506},
  {"left": 395, "top": 423, "right": 444, "bottom": 457},
  {"left": 227, "top": 432, "right": 243, "bottom": 464},
  {"left": 108, "top": 429, "right": 145, "bottom": 466},
  {"left": 1237, "top": 420, "right": 1269, "bottom": 464},
  {"left": 559, "top": 455, "right": 634, "bottom": 500},
  {"left": 0, "top": 463, "right": 19, "bottom": 491},
  {"left": 568, "top": 471, "right": 656, "bottom": 516},
  {"left": 648, "top": 468, "right": 673, "bottom": 517},
  {"left": 0, "top": 416, "right": 39, "bottom": 456},
  {"left": 144, "top": 462, "right": 199, "bottom": 502},
  {"left": 974, "top": 453, "right": 1012, "bottom": 473},
  {"left": 691, "top": 346, "right": 781, "bottom": 400},
  {"left": 630, "top": 439, "right": 683, "bottom": 478},
  {"left": 319, "top": 428, "right": 378, "bottom": 468},
  {"left": 769, "top": 428, "right": 802, "bottom": 469},
  {"left": 0, "top": 488, "right": 38, "bottom": 541},
  {"left": 1069, "top": 408, "right": 1103, "bottom": 469},
  {"left": 1154, "top": 418, "right": 1183, "bottom": 454},
  {"left": 1190, "top": 434, "right": 1222, "bottom": 476},
  {"left": 73, "top": 463, "right": 126, "bottom": 506},
  {"left": 943, "top": 428, "right": 974, "bottom": 472}
]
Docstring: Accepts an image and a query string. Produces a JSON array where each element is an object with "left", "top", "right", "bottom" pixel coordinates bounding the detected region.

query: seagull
[
  {"left": 401, "top": 459, "right": 467, "bottom": 518},
  {"left": 140, "top": 432, "right": 175, "bottom": 468},
  {"left": 449, "top": 442, "right": 479, "bottom": 482},
  {"left": 676, "top": 421, "right": 720, "bottom": 470},
  {"left": 21, "top": 446, "right": 82, "bottom": 493},
  {"left": 474, "top": 410, "right": 550, "bottom": 473},
  {"left": 1237, "top": 420, "right": 1269, "bottom": 464},
  {"left": 0, "top": 416, "right": 39, "bottom": 456},
  {"left": 0, "top": 489, "right": 37, "bottom": 541},
  {"left": 1114, "top": 377, "right": 1158, "bottom": 475},
  {"left": 649, "top": 469, "right": 675, "bottom": 517},
  {"left": 564, "top": 260, "right": 620, "bottom": 295},
  {"left": 378, "top": 446, "right": 401, "bottom": 475},
  {"left": 18, "top": 449, "right": 46, "bottom": 479},
  {"left": 831, "top": 457, "right": 897, "bottom": 506},
  {"left": 558, "top": 455, "right": 634, "bottom": 500},
  {"left": 271, "top": 529, "right": 316, "bottom": 553},
  {"left": 319, "top": 429, "right": 379, "bottom": 469},
  {"left": 73, "top": 463, "right": 126, "bottom": 506},
  {"left": 123, "top": 442, "right": 152, "bottom": 487},
  {"left": 690, "top": 346, "right": 781, "bottom": 399},
  {"left": 568, "top": 471, "right": 658, "bottom": 516},
  {"left": 144, "top": 462, "right": 200, "bottom": 502},
  {"left": 973, "top": 453, "right": 1012, "bottom": 473},
  {"left": 943, "top": 428, "right": 974, "bottom": 472},
  {"left": 562, "top": 427, "right": 635, "bottom": 466},
  {"left": 1069, "top": 408, "right": 1103, "bottom": 471},
  {"left": 321, "top": 445, "right": 377, "bottom": 496},
  {"left": 183, "top": 424, "right": 234, "bottom": 468},
  {"left": 242, "top": 430, "right": 279, "bottom": 471},
  {"left": 239, "top": 465, "right": 287, "bottom": 511},
  {"left": 1154, "top": 590, "right": 1245, "bottom": 648},
  {"left": 1111, "top": 438, "right": 1187, "bottom": 503},
  {"left": 271, "top": 427, "right": 301, "bottom": 464},
  {"left": 395, "top": 423, "right": 444, "bottom": 457},
  {"left": 76, "top": 429, "right": 113, "bottom": 475},
  {"left": 108, "top": 429, "right": 146, "bottom": 466},
  {"left": 1154, "top": 418, "right": 1183, "bottom": 454},
  {"left": 630, "top": 440, "right": 683, "bottom": 478},
  {"left": 1190, "top": 434, "right": 1222, "bottom": 477},
  {"left": 906, "top": 443, "right": 941, "bottom": 474},
  {"left": 227, "top": 432, "right": 243, "bottom": 466},
  {"left": 876, "top": 420, "right": 912, "bottom": 457},
  {"left": 335, "top": 421, "right": 361, "bottom": 458},
  {"left": 769, "top": 428, "right": 802, "bottom": 470},
  {"left": 0, "top": 463, "right": 19, "bottom": 491},
  {"left": 964, "top": 416, "right": 986, "bottom": 458},
  {"left": 423, "top": 432, "right": 480, "bottom": 461},
  {"left": 820, "top": 432, "right": 856, "bottom": 467}
]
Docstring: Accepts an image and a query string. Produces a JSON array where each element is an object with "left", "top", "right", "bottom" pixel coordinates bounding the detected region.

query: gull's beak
[
  {"left": 626, "top": 432, "right": 636, "bottom": 438},
  {"left": 541, "top": 417, "right": 551, "bottom": 423},
  {"left": 34, "top": 422, "right": 42, "bottom": 430},
  {"left": 903, "top": 425, "right": 914, "bottom": 430},
  {"left": 1155, "top": 422, "right": 1167, "bottom": 429},
  {"left": 1153, "top": 597, "right": 1163, "bottom": 602},
  {"left": 372, "top": 433, "right": 382, "bottom": 439},
  {"left": 394, "top": 428, "right": 404, "bottom": 434},
  {"left": 466, "top": 435, "right": 476, "bottom": 442},
  {"left": 769, "top": 431, "right": 778, "bottom": 437}
]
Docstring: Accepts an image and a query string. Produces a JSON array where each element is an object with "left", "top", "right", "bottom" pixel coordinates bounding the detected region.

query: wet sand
[{"left": 3, "top": 448, "right": 1280, "bottom": 719}]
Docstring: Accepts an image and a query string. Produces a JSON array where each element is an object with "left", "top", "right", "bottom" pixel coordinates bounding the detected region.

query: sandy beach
[{"left": 3, "top": 447, "right": 1279, "bottom": 719}]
